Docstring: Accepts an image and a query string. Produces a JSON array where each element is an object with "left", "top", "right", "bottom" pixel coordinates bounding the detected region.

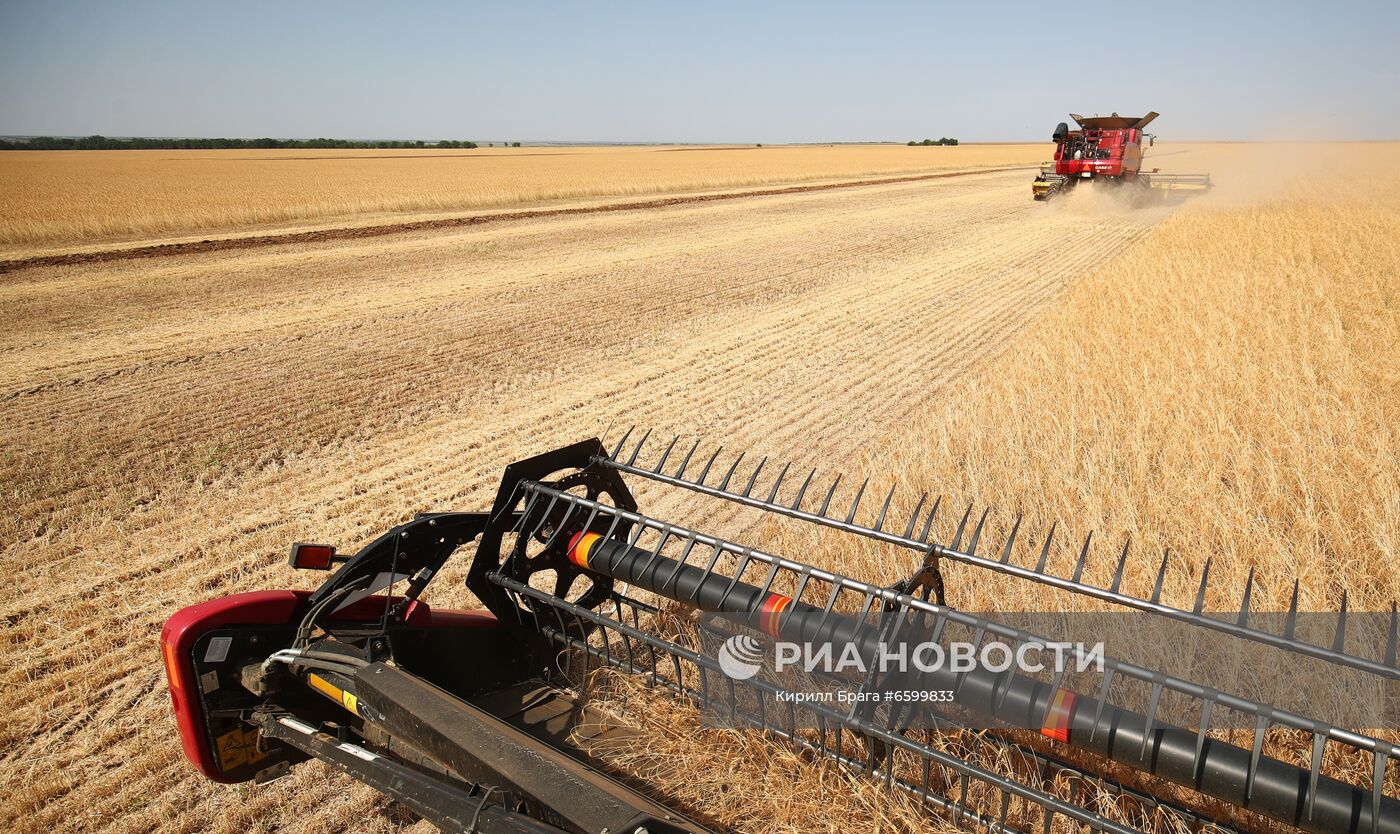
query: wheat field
[
  {"left": 1, "top": 143, "right": 1396, "bottom": 833},
  {"left": 0, "top": 143, "right": 1041, "bottom": 253}
]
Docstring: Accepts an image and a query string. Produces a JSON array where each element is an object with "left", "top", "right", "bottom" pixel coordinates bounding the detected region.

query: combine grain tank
[{"left": 1033, "top": 112, "right": 1211, "bottom": 200}]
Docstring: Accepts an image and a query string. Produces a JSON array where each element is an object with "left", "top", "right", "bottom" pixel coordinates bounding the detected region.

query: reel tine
[
  {"left": 791, "top": 467, "right": 817, "bottom": 511},
  {"left": 637, "top": 523, "right": 674, "bottom": 581},
  {"left": 511, "top": 490, "right": 542, "bottom": 534},
  {"left": 966, "top": 507, "right": 991, "bottom": 556},
  {"left": 999, "top": 514, "right": 1022, "bottom": 564},
  {"left": 694, "top": 543, "right": 726, "bottom": 605},
  {"left": 625, "top": 428, "right": 652, "bottom": 466},
  {"left": 1140, "top": 680, "right": 1163, "bottom": 762},
  {"left": 1194, "top": 695, "right": 1215, "bottom": 784},
  {"left": 1371, "top": 748, "right": 1389, "bottom": 834},
  {"left": 1109, "top": 537, "right": 1130, "bottom": 594},
  {"left": 1089, "top": 669, "right": 1115, "bottom": 743},
  {"left": 817, "top": 583, "right": 842, "bottom": 634},
  {"left": 1071, "top": 532, "right": 1092, "bottom": 583},
  {"left": 790, "top": 564, "right": 814, "bottom": 606},
  {"left": 1035, "top": 521, "right": 1056, "bottom": 573},
  {"left": 696, "top": 446, "right": 725, "bottom": 485},
  {"left": 818, "top": 474, "right": 843, "bottom": 517},
  {"left": 1151, "top": 550, "right": 1170, "bottom": 603},
  {"left": 577, "top": 502, "right": 602, "bottom": 547},
  {"left": 717, "top": 451, "right": 746, "bottom": 491},
  {"left": 1307, "top": 731, "right": 1326, "bottom": 820},
  {"left": 717, "top": 548, "right": 755, "bottom": 610},
  {"left": 950, "top": 502, "right": 974, "bottom": 550},
  {"left": 765, "top": 461, "right": 792, "bottom": 503},
  {"left": 623, "top": 516, "right": 648, "bottom": 552},
  {"left": 741, "top": 456, "right": 768, "bottom": 498},
  {"left": 844, "top": 478, "right": 869, "bottom": 524},
  {"left": 609, "top": 426, "right": 635, "bottom": 461},
  {"left": 873, "top": 485, "right": 896, "bottom": 532},
  {"left": 1387, "top": 604, "right": 1398, "bottom": 668},
  {"left": 1237, "top": 567, "right": 1255, "bottom": 628},
  {"left": 654, "top": 435, "right": 681, "bottom": 474},
  {"left": 1332, "top": 591, "right": 1349, "bottom": 653},
  {"left": 674, "top": 438, "right": 703, "bottom": 479},
  {"left": 1284, "top": 580, "right": 1301, "bottom": 640},
  {"left": 902, "top": 493, "right": 929, "bottom": 540},
  {"left": 1193, "top": 558, "right": 1213, "bottom": 613},
  {"left": 601, "top": 509, "right": 624, "bottom": 546},
  {"left": 1246, "top": 712, "right": 1270, "bottom": 801},
  {"left": 918, "top": 495, "right": 942, "bottom": 543},
  {"left": 658, "top": 531, "right": 697, "bottom": 596}
]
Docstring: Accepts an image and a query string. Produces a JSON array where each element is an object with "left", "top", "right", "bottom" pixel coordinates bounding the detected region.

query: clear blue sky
[{"left": 1, "top": 0, "right": 1396, "bottom": 143}]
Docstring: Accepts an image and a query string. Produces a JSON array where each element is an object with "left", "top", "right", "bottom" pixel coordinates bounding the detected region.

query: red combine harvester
[{"left": 1032, "top": 111, "right": 1210, "bottom": 200}]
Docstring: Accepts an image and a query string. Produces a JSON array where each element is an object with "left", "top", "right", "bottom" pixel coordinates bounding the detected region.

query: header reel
[
  {"left": 460, "top": 433, "right": 1399, "bottom": 834},
  {"left": 167, "top": 434, "right": 1398, "bottom": 834}
]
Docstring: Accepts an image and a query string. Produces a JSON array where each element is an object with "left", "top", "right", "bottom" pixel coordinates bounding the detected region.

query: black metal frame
[{"left": 257, "top": 712, "right": 568, "bottom": 834}]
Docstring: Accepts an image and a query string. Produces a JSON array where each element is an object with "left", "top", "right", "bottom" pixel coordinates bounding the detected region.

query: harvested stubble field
[{"left": 1, "top": 143, "right": 1397, "bottom": 834}]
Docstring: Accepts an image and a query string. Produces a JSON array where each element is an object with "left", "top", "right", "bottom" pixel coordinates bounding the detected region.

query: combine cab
[{"left": 1033, "top": 112, "right": 1211, "bottom": 200}]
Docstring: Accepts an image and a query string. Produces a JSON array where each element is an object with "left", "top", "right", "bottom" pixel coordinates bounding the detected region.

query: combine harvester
[
  {"left": 1032, "top": 112, "right": 1211, "bottom": 200},
  {"left": 163, "top": 436, "right": 1398, "bottom": 834}
]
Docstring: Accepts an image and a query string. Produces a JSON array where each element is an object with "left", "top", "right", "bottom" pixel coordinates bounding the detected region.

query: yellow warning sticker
[{"left": 215, "top": 726, "right": 268, "bottom": 771}]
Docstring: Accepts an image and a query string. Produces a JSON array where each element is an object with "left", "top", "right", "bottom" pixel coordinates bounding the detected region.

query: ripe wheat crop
[{"left": 0, "top": 143, "right": 1042, "bottom": 252}]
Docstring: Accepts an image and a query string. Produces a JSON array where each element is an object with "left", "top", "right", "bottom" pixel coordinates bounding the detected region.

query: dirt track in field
[{"left": 0, "top": 167, "right": 1175, "bottom": 833}]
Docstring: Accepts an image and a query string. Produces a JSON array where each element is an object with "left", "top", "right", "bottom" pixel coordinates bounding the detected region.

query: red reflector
[{"left": 289, "top": 542, "right": 337, "bottom": 570}]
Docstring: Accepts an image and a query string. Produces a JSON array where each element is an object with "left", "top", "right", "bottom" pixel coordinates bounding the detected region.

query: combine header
[
  {"left": 1032, "top": 112, "right": 1211, "bottom": 200},
  {"left": 163, "top": 436, "right": 1398, "bottom": 834}
]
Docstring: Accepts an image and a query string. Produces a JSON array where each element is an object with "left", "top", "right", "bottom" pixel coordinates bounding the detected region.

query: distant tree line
[
  {"left": 0, "top": 135, "right": 481, "bottom": 150},
  {"left": 908, "top": 137, "right": 959, "bottom": 146}
]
